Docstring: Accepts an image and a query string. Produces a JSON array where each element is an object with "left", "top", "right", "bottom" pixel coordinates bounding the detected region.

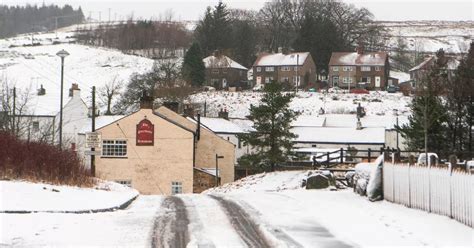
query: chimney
[
  {"left": 183, "top": 104, "right": 195, "bottom": 117},
  {"left": 69, "top": 83, "right": 80, "bottom": 97},
  {"left": 37, "top": 84, "right": 46, "bottom": 96},
  {"left": 196, "top": 113, "right": 201, "bottom": 141},
  {"left": 218, "top": 108, "right": 229, "bottom": 120},
  {"left": 213, "top": 49, "right": 221, "bottom": 58},
  {"left": 282, "top": 47, "right": 289, "bottom": 55},
  {"left": 163, "top": 101, "right": 179, "bottom": 113},
  {"left": 139, "top": 90, "right": 154, "bottom": 109}
]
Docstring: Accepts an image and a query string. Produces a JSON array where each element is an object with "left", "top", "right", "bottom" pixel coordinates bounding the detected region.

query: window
[
  {"left": 116, "top": 180, "right": 131, "bottom": 187},
  {"left": 222, "top": 69, "right": 227, "bottom": 74},
  {"left": 343, "top": 77, "right": 353, "bottom": 84},
  {"left": 361, "top": 66, "right": 371, "bottom": 71},
  {"left": 265, "top": 66, "right": 274, "bottom": 72},
  {"left": 32, "top": 121, "right": 39, "bottom": 132},
  {"left": 294, "top": 66, "right": 299, "bottom": 71},
  {"left": 375, "top": 66, "right": 381, "bottom": 71},
  {"left": 102, "top": 140, "right": 127, "bottom": 157},
  {"left": 333, "top": 67, "right": 339, "bottom": 71},
  {"left": 349, "top": 66, "right": 354, "bottom": 71},
  {"left": 281, "top": 77, "right": 289, "bottom": 83},
  {"left": 343, "top": 66, "right": 348, "bottom": 71},
  {"left": 293, "top": 76, "right": 300, "bottom": 84},
  {"left": 171, "top": 181, "right": 182, "bottom": 195},
  {"left": 256, "top": 67, "right": 262, "bottom": 72},
  {"left": 281, "top": 66, "right": 291, "bottom": 71},
  {"left": 265, "top": 77, "right": 273, "bottom": 83},
  {"left": 212, "top": 69, "right": 219, "bottom": 74}
]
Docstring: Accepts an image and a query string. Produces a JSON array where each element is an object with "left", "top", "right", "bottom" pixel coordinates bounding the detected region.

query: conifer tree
[
  {"left": 397, "top": 49, "right": 449, "bottom": 153},
  {"left": 182, "top": 42, "right": 205, "bottom": 87},
  {"left": 238, "top": 82, "right": 299, "bottom": 172}
]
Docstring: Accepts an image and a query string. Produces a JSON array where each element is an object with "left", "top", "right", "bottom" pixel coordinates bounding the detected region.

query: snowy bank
[{"left": 0, "top": 180, "right": 138, "bottom": 213}]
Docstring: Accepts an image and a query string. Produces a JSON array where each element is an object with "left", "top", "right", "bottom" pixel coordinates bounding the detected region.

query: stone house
[
  {"left": 203, "top": 54, "right": 248, "bottom": 90},
  {"left": 328, "top": 46, "right": 389, "bottom": 90},
  {"left": 93, "top": 99, "right": 235, "bottom": 195},
  {"left": 252, "top": 52, "right": 316, "bottom": 88}
]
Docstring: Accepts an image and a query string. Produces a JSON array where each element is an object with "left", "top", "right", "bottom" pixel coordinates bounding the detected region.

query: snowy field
[
  {"left": 0, "top": 32, "right": 155, "bottom": 115},
  {"left": 190, "top": 91, "right": 412, "bottom": 118},
  {"left": 381, "top": 20, "right": 474, "bottom": 53},
  {"left": 0, "top": 180, "right": 138, "bottom": 212}
]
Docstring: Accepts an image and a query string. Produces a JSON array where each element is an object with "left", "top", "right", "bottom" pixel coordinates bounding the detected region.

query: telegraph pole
[
  {"left": 91, "top": 86, "right": 96, "bottom": 176},
  {"left": 12, "top": 87, "right": 16, "bottom": 136}
]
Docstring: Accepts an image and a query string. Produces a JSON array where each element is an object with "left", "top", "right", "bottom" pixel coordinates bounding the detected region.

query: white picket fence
[{"left": 383, "top": 163, "right": 473, "bottom": 227}]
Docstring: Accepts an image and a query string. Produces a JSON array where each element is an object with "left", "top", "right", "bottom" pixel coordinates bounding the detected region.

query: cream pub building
[{"left": 94, "top": 96, "right": 235, "bottom": 195}]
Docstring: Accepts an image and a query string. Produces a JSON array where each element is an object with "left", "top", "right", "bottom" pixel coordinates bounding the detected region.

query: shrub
[{"left": 0, "top": 132, "right": 93, "bottom": 187}]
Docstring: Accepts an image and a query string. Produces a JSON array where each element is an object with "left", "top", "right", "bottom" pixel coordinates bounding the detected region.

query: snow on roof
[
  {"left": 409, "top": 56, "right": 434, "bottom": 71},
  {"left": 254, "top": 52, "right": 309, "bottom": 66},
  {"left": 195, "top": 168, "right": 220, "bottom": 177},
  {"left": 79, "top": 115, "right": 126, "bottom": 134},
  {"left": 292, "top": 115, "right": 325, "bottom": 127},
  {"left": 198, "top": 117, "right": 247, "bottom": 134},
  {"left": 329, "top": 52, "right": 387, "bottom": 66},
  {"left": 229, "top": 118, "right": 255, "bottom": 132},
  {"left": 203, "top": 55, "right": 247, "bottom": 70},
  {"left": 292, "top": 127, "right": 386, "bottom": 144},
  {"left": 409, "top": 55, "right": 460, "bottom": 72},
  {"left": 390, "top": 70, "right": 410, "bottom": 83}
]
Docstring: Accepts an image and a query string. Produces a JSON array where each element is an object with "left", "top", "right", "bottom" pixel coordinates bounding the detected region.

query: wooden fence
[{"left": 383, "top": 163, "right": 473, "bottom": 227}]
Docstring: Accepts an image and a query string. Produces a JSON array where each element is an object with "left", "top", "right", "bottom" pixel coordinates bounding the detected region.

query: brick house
[
  {"left": 252, "top": 52, "right": 316, "bottom": 88},
  {"left": 203, "top": 54, "right": 248, "bottom": 90},
  {"left": 328, "top": 47, "right": 389, "bottom": 90},
  {"left": 409, "top": 55, "right": 460, "bottom": 89}
]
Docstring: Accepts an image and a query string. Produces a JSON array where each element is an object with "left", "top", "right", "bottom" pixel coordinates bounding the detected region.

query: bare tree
[{"left": 99, "top": 76, "right": 123, "bottom": 115}]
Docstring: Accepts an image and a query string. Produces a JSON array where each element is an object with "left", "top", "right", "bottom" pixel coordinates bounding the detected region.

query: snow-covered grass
[
  {"left": 0, "top": 195, "right": 162, "bottom": 247},
  {"left": 190, "top": 91, "right": 412, "bottom": 119},
  {"left": 209, "top": 170, "right": 473, "bottom": 247},
  {"left": 0, "top": 180, "right": 138, "bottom": 212}
]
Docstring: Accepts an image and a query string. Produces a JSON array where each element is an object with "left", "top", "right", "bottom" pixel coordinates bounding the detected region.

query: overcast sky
[{"left": 2, "top": 0, "right": 473, "bottom": 21}]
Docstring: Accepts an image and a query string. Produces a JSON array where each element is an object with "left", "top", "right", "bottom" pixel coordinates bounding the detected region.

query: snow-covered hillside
[
  {"left": 0, "top": 31, "right": 155, "bottom": 115},
  {"left": 190, "top": 91, "right": 412, "bottom": 118},
  {"left": 381, "top": 20, "right": 474, "bottom": 53}
]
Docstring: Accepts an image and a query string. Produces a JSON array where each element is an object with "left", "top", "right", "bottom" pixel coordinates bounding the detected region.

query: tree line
[
  {"left": 398, "top": 43, "right": 474, "bottom": 159},
  {"left": 0, "top": 4, "right": 84, "bottom": 38}
]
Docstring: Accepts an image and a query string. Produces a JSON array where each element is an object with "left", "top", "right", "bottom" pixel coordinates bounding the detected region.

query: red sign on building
[{"left": 136, "top": 119, "right": 154, "bottom": 146}]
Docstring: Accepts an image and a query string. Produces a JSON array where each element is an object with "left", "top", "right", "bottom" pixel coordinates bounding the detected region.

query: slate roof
[
  {"left": 253, "top": 52, "right": 310, "bottom": 67},
  {"left": 329, "top": 52, "right": 388, "bottom": 66}
]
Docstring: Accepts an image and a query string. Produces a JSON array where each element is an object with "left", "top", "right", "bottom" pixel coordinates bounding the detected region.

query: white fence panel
[{"left": 383, "top": 163, "right": 473, "bottom": 227}]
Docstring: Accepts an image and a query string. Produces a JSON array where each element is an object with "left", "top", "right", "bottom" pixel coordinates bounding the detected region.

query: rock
[{"left": 306, "top": 174, "right": 331, "bottom": 189}]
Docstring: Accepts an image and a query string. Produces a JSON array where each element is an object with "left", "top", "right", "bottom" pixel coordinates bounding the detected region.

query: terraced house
[
  {"left": 252, "top": 51, "right": 316, "bottom": 88},
  {"left": 328, "top": 46, "right": 389, "bottom": 90}
]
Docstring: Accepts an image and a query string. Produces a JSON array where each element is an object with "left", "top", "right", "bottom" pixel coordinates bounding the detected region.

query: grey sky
[{"left": 3, "top": 0, "right": 473, "bottom": 21}]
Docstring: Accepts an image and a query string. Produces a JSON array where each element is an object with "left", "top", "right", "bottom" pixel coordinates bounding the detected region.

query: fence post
[
  {"left": 408, "top": 161, "right": 411, "bottom": 208},
  {"left": 326, "top": 152, "right": 330, "bottom": 167},
  {"left": 340, "top": 148, "right": 344, "bottom": 164},
  {"left": 449, "top": 164, "right": 453, "bottom": 218},
  {"left": 368, "top": 148, "right": 372, "bottom": 162}
]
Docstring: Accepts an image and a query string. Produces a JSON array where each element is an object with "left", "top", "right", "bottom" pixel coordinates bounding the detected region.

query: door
[{"left": 375, "top": 76, "right": 381, "bottom": 88}]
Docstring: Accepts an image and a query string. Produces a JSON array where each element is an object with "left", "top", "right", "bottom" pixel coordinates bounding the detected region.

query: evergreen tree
[
  {"left": 293, "top": 14, "right": 343, "bottom": 76},
  {"left": 195, "top": 2, "right": 232, "bottom": 56},
  {"left": 238, "top": 82, "right": 299, "bottom": 172},
  {"left": 182, "top": 42, "right": 205, "bottom": 87},
  {"left": 195, "top": 7, "right": 213, "bottom": 55},
  {"left": 449, "top": 42, "right": 474, "bottom": 156},
  {"left": 397, "top": 49, "right": 449, "bottom": 153}
]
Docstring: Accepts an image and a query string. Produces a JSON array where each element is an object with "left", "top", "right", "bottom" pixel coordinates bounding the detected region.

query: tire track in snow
[
  {"left": 209, "top": 195, "right": 272, "bottom": 248},
  {"left": 151, "top": 196, "right": 189, "bottom": 248}
]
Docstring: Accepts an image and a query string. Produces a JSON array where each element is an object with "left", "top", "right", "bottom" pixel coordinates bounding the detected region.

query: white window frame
[
  {"left": 349, "top": 66, "right": 354, "bottom": 71},
  {"left": 171, "top": 181, "right": 182, "bottom": 195},
  {"left": 102, "top": 139, "right": 127, "bottom": 157},
  {"left": 333, "top": 66, "right": 339, "bottom": 71},
  {"left": 281, "top": 77, "right": 289, "bottom": 83},
  {"left": 361, "top": 66, "right": 371, "bottom": 71},
  {"left": 32, "top": 121, "right": 40, "bottom": 132},
  {"left": 281, "top": 66, "right": 291, "bottom": 71},
  {"left": 265, "top": 66, "right": 275, "bottom": 72},
  {"left": 256, "top": 67, "right": 262, "bottom": 72},
  {"left": 375, "top": 66, "right": 381, "bottom": 71},
  {"left": 211, "top": 69, "right": 219, "bottom": 74}
]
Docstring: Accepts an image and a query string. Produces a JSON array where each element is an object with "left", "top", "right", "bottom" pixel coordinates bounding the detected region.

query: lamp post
[
  {"left": 215, "top": 154, "right": 224, "bottom": 187},
  {"left": 393, "top": 109, "right": 399, "bottom": 150},
  {"left": 56, "top": 49, "right": 69, "bottom": 149},
  {"left": 295, "top": 54, "right": 299, "bottom": 93}
]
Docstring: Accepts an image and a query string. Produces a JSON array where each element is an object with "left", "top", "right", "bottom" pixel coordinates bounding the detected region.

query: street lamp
[
  {"left": 56, "top": 49, "right": 69, "bottom": 149},
  {"left": 215, "top": 154, "right": 224, "bottom": 187}
]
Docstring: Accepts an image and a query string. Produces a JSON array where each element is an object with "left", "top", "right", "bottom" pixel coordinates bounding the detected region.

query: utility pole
[
  {"left": 91, "top": 86, "right": 96, "bottom": 176},
  {"left": 56, "top": 49, "right": 69, "bottom": 149},
  {"left": 295, "top": 54, "right": 299, "bottom": 93},
  {"left": 12, "top": 87, "right": 16, "bottom": 136},
  {"left": 108, "top": 8, "right": 111, "bottom": 23}
]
